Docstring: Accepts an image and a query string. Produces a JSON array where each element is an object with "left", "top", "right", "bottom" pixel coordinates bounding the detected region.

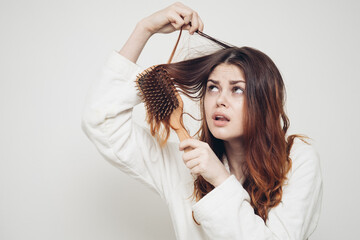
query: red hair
[{"left": 158, "top": 46, "right": 305, "bottom": 223}]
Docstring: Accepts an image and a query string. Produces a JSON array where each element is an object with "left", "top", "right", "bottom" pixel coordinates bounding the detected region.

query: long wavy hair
[{"left": 156, "top": 45, "right": 304, "bottom": 223}]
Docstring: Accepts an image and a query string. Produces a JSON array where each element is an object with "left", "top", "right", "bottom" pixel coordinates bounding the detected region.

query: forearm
[
  {"left": 118, "top": 2, "right": 203, "bottom": 63},
  {"left": 118, "top": 21, "right": 153, "bottom": 63}
]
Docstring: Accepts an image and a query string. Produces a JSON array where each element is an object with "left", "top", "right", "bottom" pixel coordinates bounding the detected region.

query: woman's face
[{"left": 204, "top": 63, "right": 246, "bottom": 142}]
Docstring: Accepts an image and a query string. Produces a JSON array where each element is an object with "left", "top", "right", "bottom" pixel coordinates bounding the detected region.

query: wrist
[
  {"left": 212, "top": 172, "right": 231, "bottom": 188},
  {"left": 136, "top": 19, "right": 155, "bottom": 37},
  {"left": 118, "top": 21, "right": 153, "bottom": 63}
]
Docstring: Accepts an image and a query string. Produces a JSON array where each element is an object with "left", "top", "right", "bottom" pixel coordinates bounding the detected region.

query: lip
[
  {"left": 212, "top": 112, "right": 230, "bottom": 121},
  {"left": 212, "top": 112, "right": 230, "bottom": 127}
]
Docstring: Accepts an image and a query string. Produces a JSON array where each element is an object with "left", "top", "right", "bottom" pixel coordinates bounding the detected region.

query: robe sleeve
[
  {"left": 81, "top": 50, "right": 179, "bottom": 201},
  {"left": 192, "top": 140, "right": 323, "bottom": 240}
]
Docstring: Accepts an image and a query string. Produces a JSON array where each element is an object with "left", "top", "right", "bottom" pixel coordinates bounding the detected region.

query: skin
[
  {"left": 207, "top": 64, "right": 246, "bottom": 180},
  {"left": 179, "top": 64, "right": 246, "bottom": 187},
  {"left": 119, "top": 2, "right": 204, "bottom": 63},
  {"left": 205, "top": 64, "right": 246, "bottom": 142},
  {"left": 118, "top": 2, "right": 243, "bottom": 188}
]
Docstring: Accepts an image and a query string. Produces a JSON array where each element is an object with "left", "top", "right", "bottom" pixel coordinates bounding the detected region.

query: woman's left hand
[{"left": 179, "top": 139, "right": 231, "bottom": 187}]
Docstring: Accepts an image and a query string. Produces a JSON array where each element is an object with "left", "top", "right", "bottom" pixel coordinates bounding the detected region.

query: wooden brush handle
[
  {"left": 174, "top": 127, "right": 192, "bottom": 153},
  {"left": 169, "top": 98, "right": 193, "bottom": 152},
  {"left": 175, "top": 126, "right": 191, "bottom": 142}
]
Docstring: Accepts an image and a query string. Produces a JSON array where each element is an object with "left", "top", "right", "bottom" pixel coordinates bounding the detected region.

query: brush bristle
[{"left": 136, "top": 66, "right": 179, "bottom": 121}]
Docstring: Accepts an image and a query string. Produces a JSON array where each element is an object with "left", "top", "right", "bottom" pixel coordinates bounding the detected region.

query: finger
[
  {"left": 184, "top": 15, "right": 192, "bottom": 25},
  {"left": 173, "top": 2, "right": 193, "bottom": 18},
  {"left": 181, "top": 24, "right": 191, "bottom": 31},
  {"left": 168, "top": 12, "right": 185, "bottom": 29},
  {"left": 189, "top": 12, "right": 199, "bottom": 34},
  {"left": 182, "top": 11, "right": 193, "bottom": 25},
  {"left": 185, "top": 158, "right": 200, "bottom": 169},
  {"left": 198, "top": 15, "right": 204, "bottom": 32},
  {"left": 182, "top": 148, "right": 201, "bottom": 163},
  {"left": 190, "top": 164, "right": 203, "bottom": 175},
  {"left": 179, "top": 138, "right": 201, "bottom": 151},
  {"left": 172, "top": 4, "right": 197, "bottom": 30},
  {"left": 191, "top": 172, "right": 200, "bottom": 178}
]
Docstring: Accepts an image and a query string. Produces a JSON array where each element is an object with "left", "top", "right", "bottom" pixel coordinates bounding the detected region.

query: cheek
[{"left": 234, "top": 99, "right": 245, "bottom": 124}]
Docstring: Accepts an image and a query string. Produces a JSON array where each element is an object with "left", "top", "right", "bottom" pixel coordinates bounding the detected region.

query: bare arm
[
  {"left": 118, "top": 22, "right": 152, "bottom": 63},
  {"left": 118, "top": 2, "right": 204, "bottom": 63}
]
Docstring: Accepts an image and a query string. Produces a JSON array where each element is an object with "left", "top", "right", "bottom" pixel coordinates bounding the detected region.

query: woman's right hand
[
  {"left": 119, "top": 2, "right": 203, "bottom": 63},
  {"left": 139, "top": 2, "right": 204, "bottom": 36}
]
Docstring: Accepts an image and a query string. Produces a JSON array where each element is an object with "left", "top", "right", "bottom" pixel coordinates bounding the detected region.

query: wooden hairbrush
[
  {"left": 136, "top": 64, "right": 191, "bottom": 146},
  {"left": 136, "top": 60, "right": 199, "bottom": 228},
  {"left": 135, "top": 28, "right": 191, "bottom": 147}
]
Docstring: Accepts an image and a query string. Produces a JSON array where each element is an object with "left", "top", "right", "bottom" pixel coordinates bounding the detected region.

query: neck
[{"left": 224, "top": 138, "right": 245, "bottom": 177}]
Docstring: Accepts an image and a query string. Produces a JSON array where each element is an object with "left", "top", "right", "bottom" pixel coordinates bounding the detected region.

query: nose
[{"left": 216, "top": 90, "right": 229, "bottom": 108}]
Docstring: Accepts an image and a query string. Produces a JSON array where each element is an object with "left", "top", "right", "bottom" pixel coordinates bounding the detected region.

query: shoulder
[
  {"left": 104, "top": 50, "right": 145, "bottom": 79},
  {"left": 290, "top": 138, "right": 318, "bottom": 158},
  {"left": 288, "top": 137, "right": 322, "bottom": 178},
  {"left": 283, "top": 138, "right": 323, "bottom": 204}
]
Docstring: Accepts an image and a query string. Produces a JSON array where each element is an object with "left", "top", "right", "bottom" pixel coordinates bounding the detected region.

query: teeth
[{"left": 216, "top": 116, "right": 225, "bottom": 120}]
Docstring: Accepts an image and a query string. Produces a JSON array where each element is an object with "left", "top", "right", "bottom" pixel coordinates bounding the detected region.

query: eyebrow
[{"left": 208, "top": 79, "right": 246, "bottom": 84}]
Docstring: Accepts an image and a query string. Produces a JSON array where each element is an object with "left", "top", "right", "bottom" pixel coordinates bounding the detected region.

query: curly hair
[{"left": 157, "top": 46, "right": 304, "bottom": 223}]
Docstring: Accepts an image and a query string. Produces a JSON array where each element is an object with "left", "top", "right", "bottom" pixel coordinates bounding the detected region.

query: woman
[{"left": 81, "top": 2, "right": 323, "bottom": 239}]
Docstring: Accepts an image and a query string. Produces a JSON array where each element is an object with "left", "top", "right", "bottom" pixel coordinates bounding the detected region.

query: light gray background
[{"left": 1, "top": 0, "right": 359, "bottom": 239}]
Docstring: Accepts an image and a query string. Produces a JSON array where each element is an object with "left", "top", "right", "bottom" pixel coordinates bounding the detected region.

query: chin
[
  {"left": 210, "top": 128, "right": 243, "bottom": 142},
  {"left": 211, "top": 131, "right": 237, "bottom": 142}
]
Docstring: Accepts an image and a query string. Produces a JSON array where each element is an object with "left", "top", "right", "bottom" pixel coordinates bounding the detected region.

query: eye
[
  {"left": 233, "top": 86, "right": 244, "bottom": 94},
  {"left": 208, "top": 85, "right": 219, "bottom": 92}
]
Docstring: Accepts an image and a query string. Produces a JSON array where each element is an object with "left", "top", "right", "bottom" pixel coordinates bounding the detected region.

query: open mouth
[
  {"left": 212, "top": 113, "right": 230, "bottom": 122},
  {"left": 215, "top": 116, "right": 229, "bottom": 121},
  {"left": 212, "top": 114, "right": 230, "bottom": 127}
]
